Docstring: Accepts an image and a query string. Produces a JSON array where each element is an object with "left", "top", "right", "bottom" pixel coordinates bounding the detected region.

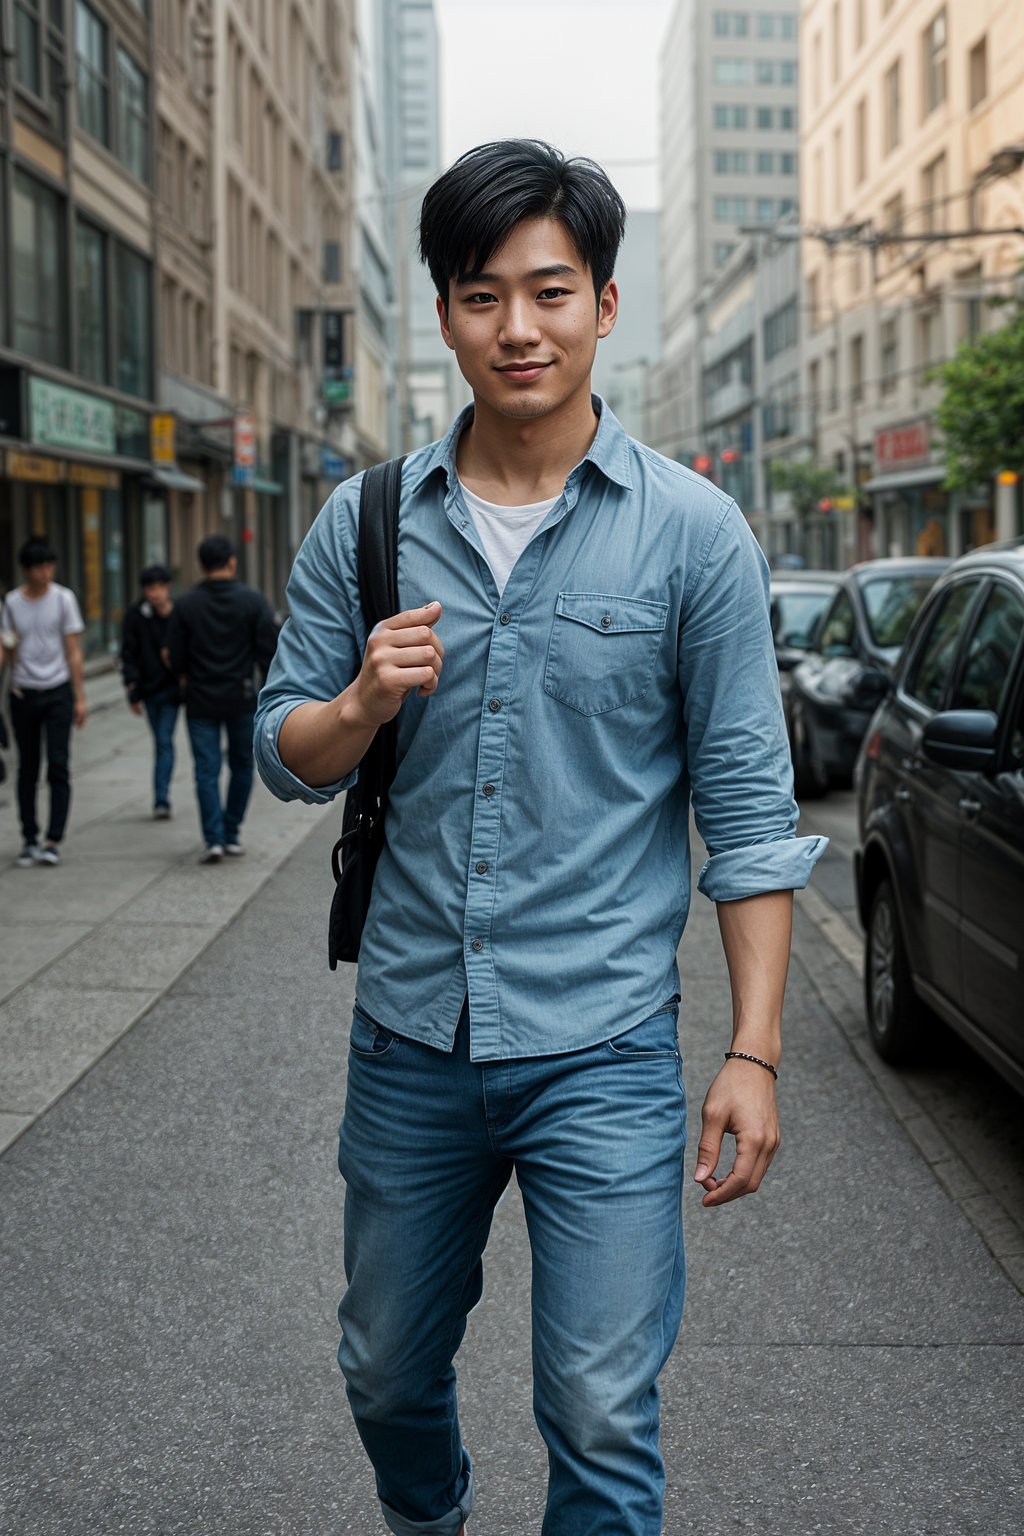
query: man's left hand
[
  {"left": 693, "top": 1057, "right": 780, "bottom": 1207},
  {"left": 73, "top": 698, "right": 88, "bottom": 728}
]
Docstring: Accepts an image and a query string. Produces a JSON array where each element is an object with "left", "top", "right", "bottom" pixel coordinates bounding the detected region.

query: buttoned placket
[{"left": 443, "top": 469, "right": 585, "bottom": 1058}]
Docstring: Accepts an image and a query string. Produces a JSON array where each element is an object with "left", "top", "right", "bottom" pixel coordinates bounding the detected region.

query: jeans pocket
[
  {"left": 606, "top": 1003, "right": 680, "bottom": 1058},
  {"left": 543, "top": 591, "right": 669, "bottom": 716},
  {"left": 349, "top": 1003, "right": 399, "bottom": 1059}
]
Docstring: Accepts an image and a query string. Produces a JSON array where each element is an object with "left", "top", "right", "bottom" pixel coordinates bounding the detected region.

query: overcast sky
[{"left": 433, "top": 0, "right": 676, "bottom": 210}]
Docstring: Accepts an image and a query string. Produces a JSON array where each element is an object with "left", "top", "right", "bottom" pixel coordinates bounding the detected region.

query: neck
[
  {"left": 24, "top": 578, "right": 51, "bottom": 599},
  {"left": 206, "top": 570, "right": 234, "bottom": 581},
  {"left": 457, "top": 381, "right": 598, "bottom": 504},
  {"left": 152, "top": 597, "right": 173, "bottom": 616}
]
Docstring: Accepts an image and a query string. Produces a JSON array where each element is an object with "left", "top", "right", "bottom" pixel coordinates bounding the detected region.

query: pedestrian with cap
[{"left": 120, "top": 563, "right": 180, "bottom": 819}]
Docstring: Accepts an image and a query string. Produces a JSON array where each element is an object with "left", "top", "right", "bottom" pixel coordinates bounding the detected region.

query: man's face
[
  {"left": 25, "top": 560, "right": 56, "bottom": 590},
  {"left": 142, "top": 581, "right": 171, "bottom": 607},
  {"left": 437, "top": 216, "right": 617, "bottom": 422}
]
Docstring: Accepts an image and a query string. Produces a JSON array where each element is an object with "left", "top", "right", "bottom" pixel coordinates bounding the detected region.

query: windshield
[
  {"left": 770, "top": 588, "right": 836, "bottom": 648},
  {"left": 861, "top": 575, "right": 938, "bottom": 649}
]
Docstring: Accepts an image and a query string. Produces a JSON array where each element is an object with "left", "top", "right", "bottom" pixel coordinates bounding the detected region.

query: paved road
[{"left": 2, "top": 801, "right": 1022, "bottom": 1533}]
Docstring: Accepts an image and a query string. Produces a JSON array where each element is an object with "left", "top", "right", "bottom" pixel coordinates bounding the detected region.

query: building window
[
  {"left": 13, "top": 170, "right": 67, "bottom": 366},
  {"left": 75, "top": 220, "right": 107, "bottom": 383},
  {"left": 780, "top": 60, "right": 797, "bottom": 86},
  {"left": 757, "top": 107, "right": 772, "bottom": 130},
  {"left": 780, "top": 153, "right": 796, "bottom": 175},
  {"left": 757, "top": 152, "right": 773, "bottom": 175},
  {"left": 714, "top": 241, "right": 736, "bottom": 266},
  {"left": 713, "top": 12, "right": 749, "bottom": 37},
  {"left": 714, "top": 105, "right": 748, "bottom": 129},
  {"left": 780, "top": 107, "right": 796, "bottom": 130},
  {"left": 850, "top": 334, "right": 865, "bottom": 404},
  {"left": 15, "top": 1, "right": 42, "bottom": 94},
  {"left": 755, "top": 197, "right": 773, "bottom": 222},
  {"left": 764, "top": 298, "right": 798, "bottom": 361},
  {"left": 827, "top": 348, "right": 838, "bottom": 413},
  {"left": 922, "top": 9, "right": 947, "bottom": 118},
  {"left": 712, "top": 58, "right": 754, "bottom": 85},
  {"left": 922, "top": 153, "right": 948, "bottom": 236},
  {"left": 714, "top": 150, "right": 749, "bottom": 174},
  {"left": 757, "top": 13, "right": 774, "bottom": 38},
  {"left": 918, "top": 305, "right": 942, "bottom": 376},
  {"left": 809, "top": 359, "right": 821, "bottom": 426},
  {"left": 883, "top": 58, "right": 901, "bottom": 153},
  {"left": 117, "top": 48, "right": 149, "bottom": 182},
  {"left": 713, "top": 197, "right": 749, "bottom": 221},
  {"left": 756, "top": 60, "right": 774, "bottom": 85},
  {"left": 75, "top": 0, "right": 109, "bottom": 147},
  {"left": 326, "top": 129, "right": 344, "bottom": 171},
  {"left": 968, "top": 36, "right": 987, "bottom": 110},
  {"left": 323, "top": 239, "right": 341, "bottom": 284},
  {"left": 855, "top": 96, "right": 868, "bottom": 184},
  {"left": 880, "top": 317, "right": 899, "bottom": 393},
  {"left": 831, "top": 1, "right": 841, "bottom": 83},
  {"left": 780, "top": 14, "right": 796, "bottom": 40},
  {"left": 115, "top": 243, "right": 152, "bottom": 398}
]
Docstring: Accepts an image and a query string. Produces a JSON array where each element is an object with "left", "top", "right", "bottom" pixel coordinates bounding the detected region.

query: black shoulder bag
[{"left": 328, "top": 456, "right": 406, "bottom": 968}]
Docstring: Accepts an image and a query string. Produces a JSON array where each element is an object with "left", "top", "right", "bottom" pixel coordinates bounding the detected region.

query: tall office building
[{"left": 651, "top": 0, "right": 801, "bottom": 463}]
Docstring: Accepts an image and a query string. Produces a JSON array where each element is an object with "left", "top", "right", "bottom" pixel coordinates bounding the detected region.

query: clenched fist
[{"left": 348, "top": 601, "right": 445, "bottom": 729}]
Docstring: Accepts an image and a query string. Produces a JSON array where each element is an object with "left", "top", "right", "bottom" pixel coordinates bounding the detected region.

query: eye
[
  {"left": 465, "top": 292, "right": 497, "bottom": 305},
  {"left": 538, "top": 287, "right": 570, "bottom": 300}
]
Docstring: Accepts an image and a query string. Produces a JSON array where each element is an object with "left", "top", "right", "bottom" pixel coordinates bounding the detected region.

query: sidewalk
[{"left": 0, "top": 669, "right": 332, "bottom": 1154}]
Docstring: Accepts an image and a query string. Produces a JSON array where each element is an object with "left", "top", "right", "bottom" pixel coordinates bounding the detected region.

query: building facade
[
  {"left": 800, "top": 0, "right": 1024, "bottom": 565},
  {"left": 651, "top": 0, "right": 801, "bottom": 465}
]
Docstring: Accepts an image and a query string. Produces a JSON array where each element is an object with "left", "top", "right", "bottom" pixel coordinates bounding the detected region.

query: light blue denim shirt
[{"left": 256, "top": 400, "right": 827, "bottom": 1058}]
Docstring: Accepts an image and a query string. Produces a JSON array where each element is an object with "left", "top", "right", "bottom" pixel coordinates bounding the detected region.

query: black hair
[
  {"left": 197, "top": 535, "right": 235, "bottom": 573},
  {"left": 18, "top": 536, "right": 57, "bottom": 569},
  {"left": 419, "top": 139, "right": 627, "bottom": 306},
  {"left": 140, "top": 563, "right": 172, "bottom": 587}
]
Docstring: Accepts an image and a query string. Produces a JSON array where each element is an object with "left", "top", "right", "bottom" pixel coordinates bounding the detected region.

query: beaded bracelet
[{"left": 724, "top": 1050, "right": 779, "bottom": 1080}]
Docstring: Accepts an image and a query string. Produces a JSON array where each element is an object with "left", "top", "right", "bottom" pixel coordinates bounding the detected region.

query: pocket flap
[{"left": 555, "top": 592, "right": 669, "bottom": 635}]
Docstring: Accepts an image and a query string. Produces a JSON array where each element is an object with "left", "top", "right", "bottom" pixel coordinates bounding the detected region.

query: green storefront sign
[{"left": 30, "top": 377, "right": 117, "bottom": 455}]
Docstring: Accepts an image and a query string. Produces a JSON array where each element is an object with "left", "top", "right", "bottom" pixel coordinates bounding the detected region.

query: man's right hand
[
  {"left": 129, "top": 699, "right": 144, "bottom": 717},
  {"left": 348, "top": 601, "right": 444, "bottom": 728}
]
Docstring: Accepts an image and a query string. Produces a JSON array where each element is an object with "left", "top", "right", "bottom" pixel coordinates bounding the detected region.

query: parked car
[
  {"left": 854, "top": 540, "right": 1024, "bottom": 1094},
  {"left": 787, "top": 557, "right": 949, "bottom": 796},
  {"left": 770, "top": 571, "right": 841, "bottom": 697}
]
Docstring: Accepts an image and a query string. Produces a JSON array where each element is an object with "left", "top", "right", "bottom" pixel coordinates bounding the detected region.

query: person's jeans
[
  {"left": 186, "top": 712, "right": 255, "bottom": 848},
  {"left": 9, "top": 682, "right": 74, "bottom": 845},
  {"left": 337, "top": 999, "right": 687, "bottom": 1536},
  {"left": 143, "top": 693, "right": 179, "bottom": 809}
]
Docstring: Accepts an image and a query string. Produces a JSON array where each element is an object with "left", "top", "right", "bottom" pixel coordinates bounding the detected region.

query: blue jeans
[
  {"left": 143, "top": 694, "right": 179, "bottom": 809},
  {"left": 186, "top": 713, "right": 255, "bottom": 848},
  {"left": 337, "top": 1000, "right": 686, "bottom": 1536}
]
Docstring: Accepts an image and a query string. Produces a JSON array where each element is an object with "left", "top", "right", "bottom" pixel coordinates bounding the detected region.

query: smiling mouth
[{"left": 496, "top": 361, "right": 553, "bottom": 384}]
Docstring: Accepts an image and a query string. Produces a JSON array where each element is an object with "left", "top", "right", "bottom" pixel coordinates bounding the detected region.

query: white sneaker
[
  {"left": 36, "top": 845, "right": 61, "bottom": 866},
  {"left": 153, "top": 805, "right": 172, "bottom": 820},
  {"left": 16, "top": 843, "right": 41, "bottom": 868},
  {"left": 224, "top": 842, "right": 245, "bottom": 857},
  {"left": 199, "top": 844, "right": 224, "bottom": 864}
]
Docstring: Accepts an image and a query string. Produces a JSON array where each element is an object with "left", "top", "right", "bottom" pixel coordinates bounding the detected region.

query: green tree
[
  {"left": 931, "top": 305, "right": 1024, "bottom": 490},
  {"left": 769, "top": 458, "right": 850, "bottom": 557}
]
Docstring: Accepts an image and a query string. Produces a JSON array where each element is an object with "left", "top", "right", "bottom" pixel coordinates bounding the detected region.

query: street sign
[
  {"left": 151, "top": 414, "right": 176, "bottom": 465},
  {"left": 233, "top": 413, "right": 255, "bottom": 485}
]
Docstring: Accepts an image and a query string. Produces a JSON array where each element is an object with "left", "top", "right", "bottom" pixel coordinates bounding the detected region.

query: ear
[
  {"left": 597, "top": 280, "right": 618, "bottom": 340},
  {"left": 437, "top": 294, "right": 455, "bottom": 352}
]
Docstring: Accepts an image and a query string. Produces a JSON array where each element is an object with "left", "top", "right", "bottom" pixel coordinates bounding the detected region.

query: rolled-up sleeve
[
  {"left": 677, "top": 499, "right": 828, "bottom": 901},
  {"left": 254, "top": 479, "right": 365, "bottom": 805}
]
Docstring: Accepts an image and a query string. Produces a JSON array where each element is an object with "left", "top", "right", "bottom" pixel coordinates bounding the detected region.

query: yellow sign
[
  {"left": 834, "top": 495, "right": 856, "bottom": 511},
  {"left": 997, "top": 470, "right": 1019, "bottom": 486},
  {"left": 81, "top": 489, "right": 104, "bottom": 625},
  {"left": 151, "top": 414, "right": 176, "bottom": 465},
  {"left": 6, "top": 451, "right": 64, "bottom": 483},
  {"left": 68, "top": 464, "right": 121, "bottom": 489}
]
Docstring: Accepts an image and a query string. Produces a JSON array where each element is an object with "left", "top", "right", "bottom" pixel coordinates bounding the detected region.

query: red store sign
[{"left": 873, "top": 419, "right": 931, "bottom": 474}]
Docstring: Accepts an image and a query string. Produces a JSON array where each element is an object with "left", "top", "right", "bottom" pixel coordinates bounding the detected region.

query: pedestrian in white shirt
[{"left": 0, "top": 537, "right": 88, "bottom": 867}]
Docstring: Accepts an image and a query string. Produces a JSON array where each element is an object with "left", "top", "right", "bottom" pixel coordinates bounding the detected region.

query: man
[
  {"left": 1, "top": 537, "right": 87, "bottom": 868},
  {"left": 120, "top": 563, "right": 179, "bottom": 819},
  {"left": 255, "top": 141, "right": 827, "bottom": 1536},
  {"left": 166, "top": 535, "right": 277, "bottom": 863}
]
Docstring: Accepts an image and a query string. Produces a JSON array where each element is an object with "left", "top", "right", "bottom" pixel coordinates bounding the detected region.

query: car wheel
[
  {"left": 790, "top": 704, "right": 828, "bottom": 799},
  {"left": 865, "top": 878, "right": 924, "bottom": 1063}
]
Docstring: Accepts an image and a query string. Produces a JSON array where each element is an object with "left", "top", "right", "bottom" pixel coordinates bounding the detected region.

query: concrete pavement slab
[
  {"left": 0, "top": 985, "right": 160, "bottom": 1115},
  {"left": 41, "top": 922, "right": 219, "bottom": 991},
  {"left": 0, "top": 921, "right": 93, "bottom": 1002},
  {"left": 0, "top": 1112, "right": 34, "bottom": 1154},
  {"left": 0, "top": 859, "right": 164, "bottom": 921}
]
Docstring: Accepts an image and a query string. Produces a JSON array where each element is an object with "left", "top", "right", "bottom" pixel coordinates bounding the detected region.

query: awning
[
  {"left": 148, "top": 466, "right": 206, "bottom": 493},
  {"left": 252, "top": 475, "right": 284, "bottom": 495},
  {"left": 862, "top": 464, "right": 947, "bottom": 494}
]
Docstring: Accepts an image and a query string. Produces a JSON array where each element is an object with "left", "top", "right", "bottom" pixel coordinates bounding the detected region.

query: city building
[
  {"left": 593, "top": 210, "right": 660, "bottom": 441},
  {"left": 651, "top": 0, "right": 801, "bottom": 465},
  {"left": 800, "top": 0, "right": 1024, "bottom": 564}
]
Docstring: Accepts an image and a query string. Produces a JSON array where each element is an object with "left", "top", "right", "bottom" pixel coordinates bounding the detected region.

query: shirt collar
[{"left": 407, "top": 394, "right": 634, "bottom": 496}]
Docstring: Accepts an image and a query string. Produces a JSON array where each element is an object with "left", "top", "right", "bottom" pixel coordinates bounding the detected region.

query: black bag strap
[{"left": 357, "top": 457, "right": 405, "bottom": 634}]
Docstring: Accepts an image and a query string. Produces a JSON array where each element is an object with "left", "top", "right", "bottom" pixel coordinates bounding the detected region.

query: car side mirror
[
  {"left": 852, "top": 668, "right": 890, "bottom": 709},
  {"left": 921, "top": 710, "right": 999, "bottom": 773}
]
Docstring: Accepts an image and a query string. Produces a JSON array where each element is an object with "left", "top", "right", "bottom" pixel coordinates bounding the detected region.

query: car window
[
  {"left": 861, "top": 575, "right": 939, "bottom": 648},
  {"left": 771, "top": 588, "right": 836, "bottom": 648},
  {"left": 904, "top": 580, "right": 983, "bottom": 711},
  {"left": 1010, "top": 680, "right": 1024, "bottom": 771},
  {"left": 818, "top": 591, "right": 857, "bottom": 654},
  {"left": 950, "top": 584, "right": 1024, "bottom": 715}
]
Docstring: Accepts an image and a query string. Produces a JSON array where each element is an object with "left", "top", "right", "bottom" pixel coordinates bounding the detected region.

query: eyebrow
[{"left": 455, "top": 263, "right": 580, "bottom": 287}]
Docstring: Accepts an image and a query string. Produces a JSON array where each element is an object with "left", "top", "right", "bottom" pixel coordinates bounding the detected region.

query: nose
[{"left": 498, "top": 297, "right": 542, "bottom": 349}]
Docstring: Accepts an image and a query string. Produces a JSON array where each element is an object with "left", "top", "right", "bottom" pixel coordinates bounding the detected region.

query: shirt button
[
  {"left": 499, "top": 612, "right": 511, "bottom": 626},
  {"left": 601, "top": 615, "right": 612, "bottom": 629},
  {"left": 482, "top": 783, "right": 495, "bottom": 797},
  {"left": 471, "top": 938, "right": 484, "bottom": 952},
  {"left": 475, "top": 861, "right": 489, "bottom": 875},
  {"left": 488, "top": 697, "right": 502, "bottom": 712}
]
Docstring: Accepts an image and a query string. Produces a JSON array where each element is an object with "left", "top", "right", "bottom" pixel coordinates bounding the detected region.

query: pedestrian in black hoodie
[
  {"left": 165, "top": 535, "right": 278, "bottom": 862},
  {"left": 120, "top": 563, "right": 180, "bottom": 818}
]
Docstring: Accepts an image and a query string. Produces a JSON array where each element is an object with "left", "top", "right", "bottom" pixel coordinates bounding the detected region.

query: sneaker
[
  {"left": 199, "top": 844, "right": 224, "bottom": 864},
  {"left": 16, "top": 843, "right": 41, "bottom": 868},
  {"left": 224, "top": 842, "right": 245, "bottom": 857},
  {"left": 37, "top": 845, "right": 61, "bottom": 866},
  {"left": 153, "top": 805, "right": 172, "bottom": 820}
]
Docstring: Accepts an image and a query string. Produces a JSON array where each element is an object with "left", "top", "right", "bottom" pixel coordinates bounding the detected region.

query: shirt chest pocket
[{"left": 543, "top": 592, "right": 670, "bottom": 716}]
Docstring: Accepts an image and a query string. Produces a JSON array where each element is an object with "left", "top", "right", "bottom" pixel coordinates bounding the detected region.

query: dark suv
[{"left": 854, "top": 541, "right": 1024, "bottom": 1094}]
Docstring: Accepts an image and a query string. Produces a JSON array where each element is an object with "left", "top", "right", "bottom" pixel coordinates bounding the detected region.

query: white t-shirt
[
  {"left": 0, "top": 584, "right": 84, "bottom": 690},
  {"left": 459, "top": 482, "right": 559, "bottom": 596}
]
